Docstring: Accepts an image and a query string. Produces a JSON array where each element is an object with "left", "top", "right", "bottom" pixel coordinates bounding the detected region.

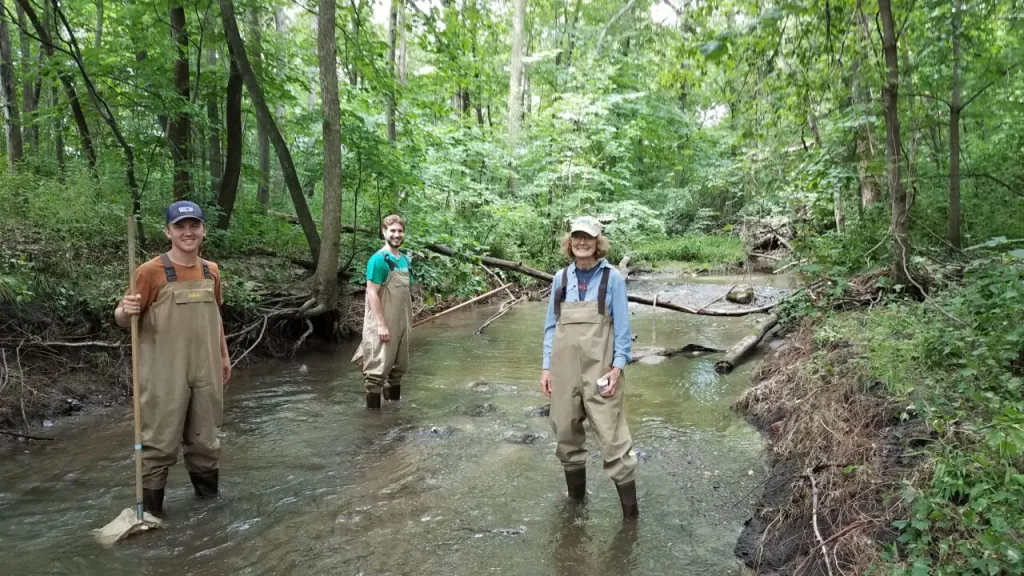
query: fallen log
[
  {"left": 424, "top": 244, "right": 553, "bottom": 284},
  {"left": 413, "top": 283, "right": 513, "bottom": 328},
  {"left": 629, "top": 344, "right": 724, "bottom": 364},
  {"left": 714, "top": 313, "right": 779, "bottom": 374},
  {"left": 474, "top": 295, "right": 525, "bottom": 335}
]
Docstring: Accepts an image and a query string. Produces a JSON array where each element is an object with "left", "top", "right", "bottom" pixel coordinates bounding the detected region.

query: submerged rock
[
  {"left": 727, "top": 285, "right": 756, "bottom": 305},
  {"left": 526, "top": 405, "right": 550, "bottom": 418},
  {"left": 469, "top": 380, "right": 491, "bottom": 392},
  {"left": 503, "top": 431, "right": 545, "bottom": 445},
  {"left": 416, "top": 426, "right": 457, "bottom": 438},
  {"left": 462, "top": 403, "right": 500, "bottom": 417}
]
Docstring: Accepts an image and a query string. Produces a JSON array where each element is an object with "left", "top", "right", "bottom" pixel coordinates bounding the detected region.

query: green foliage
[
  {"left": 631, "top": 235, "right": 744, "bottom": 267},
  {"left": 821, "top": 253, "right": 1024, "bottom": 574}
]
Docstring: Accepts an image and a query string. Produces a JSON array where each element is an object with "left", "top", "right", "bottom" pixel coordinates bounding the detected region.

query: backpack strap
[
  {"left": 597, "top": 268, "right": 611, "bottom": 316},
  {"left": 200, "top": 259, "right": 213, "bottom": 280},
  {"left": 554, "top": 268, "right": 569, "bottom": 318},
  {"left": 159, "top": 253, "right": 177, "bottom": 282}
]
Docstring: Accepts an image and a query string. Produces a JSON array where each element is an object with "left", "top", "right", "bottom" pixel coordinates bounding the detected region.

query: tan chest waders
[
  {"left": 352, "top": 255, "right": 412, "bottom": 403},
  {"left": 549, "top": 266, "right": 638, "bottom": 516},
  {"left": 138, "top": 254, "right": 224, "bottom": 513}
]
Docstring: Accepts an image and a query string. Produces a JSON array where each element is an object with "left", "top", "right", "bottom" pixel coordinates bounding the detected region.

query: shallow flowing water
[{"left": 0, "top": 275, "right": 783, "bottom": 575}]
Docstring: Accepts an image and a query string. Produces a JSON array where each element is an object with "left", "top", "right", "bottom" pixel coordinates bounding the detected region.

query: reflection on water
[{"left": 0, "top": 275, "right": 771, "bottom": 575}]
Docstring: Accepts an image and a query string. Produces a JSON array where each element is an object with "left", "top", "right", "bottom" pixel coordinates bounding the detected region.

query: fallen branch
[
  {"left": 474, "top": 296, "right": 524, "bottom": 335},
  {"left": 481, "top": 265, "right": 515, "bottom": 301},
  {"left": 0, "top": 429, "right": 54, "bottom": 441},
  {"left": 807, "top": 468, "right": 835, "bottom": 576},
  {"left": 714, "top": 313, "right": 779, "bottom": 373},
  {"left": 629, "top": 344, "right": 724, "bottom": 363},
  {"left": 15, "top": 338, "right": 126, "bottom": 348},
  {"left": 697, "top": 285, "right": 736, "bottom": 313},
  {"left": 749, "top": 252, "right": 784, "bottom": 261},
  {"left": 413, "top": 283, "right": 513, "bottom": 328},
  {"left": 231, "top": 315, "right": 268, "bottom": 368},
  {"left": 629, "top": 294, "right": 778, "bottom": 317},
  {"left": 774, "top": 258, "right": 807, "bottom": 274},
  {"left": 425, "top": 244, "right": 552, "bottom": 283}
]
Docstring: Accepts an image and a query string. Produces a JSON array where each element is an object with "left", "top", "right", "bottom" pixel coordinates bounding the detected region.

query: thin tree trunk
[
  {"left": 312, "top": 0, "right": 343, "bottom": 311},
  {"left": 219, "top": 0, "right": 320, "bottom": 261},
  {"left": 216, "top": 48, "right": 243, "bottom": 229},
  {"left": 879, "top": 0, "right": 910, "bottom": 287},
  {"left": 949, "top": 0, "right": 963, "bottom": 249},
  {"left": 94, "top": 0, "right": 102, "bottom": 49},
  {"left": 397, "top": 0, "right": 407, "bottom": 85},
  {"left": 16, "top": 0, "right": 94, "bottom": 172},
  {"left": 206, "top": 47, "right": 222, "bottom": 197},
  {"left": 273, "top": 6, "right": 286, "bottom": 197},
  {"left": 385, "top": 0, "right": 397, "bottom": 143},
  {"left": 16, "top": 5, "right": 35, "bottom": 151},
  {"left": 249, "top": 10, "right": 270, "bottom": 205},
  {"left": 852, "top": 57, "right": 878, "bottom": 207},
  {"left": 508, "top": 0, "right": 525, "bottom": 144},
  {"left": 0, "top": 0, "right": 24, "bottom": 169},
  {"left": 169, "top": 4, "right": 191, "bottom": 199}
]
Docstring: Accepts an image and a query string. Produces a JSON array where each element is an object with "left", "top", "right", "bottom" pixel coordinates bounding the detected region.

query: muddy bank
[{"left": 730, "top": 324, "right": 921, "bottom": 575}]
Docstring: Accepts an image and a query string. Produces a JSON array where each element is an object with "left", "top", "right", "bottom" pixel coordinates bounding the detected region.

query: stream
[{"left": 0, "top": 274, "right": 790, "bottom": 575}]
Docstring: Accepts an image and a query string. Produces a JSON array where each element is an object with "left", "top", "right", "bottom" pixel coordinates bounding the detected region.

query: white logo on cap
[{"left": 179, "top": 206, "right": 194, "bottom": 213}]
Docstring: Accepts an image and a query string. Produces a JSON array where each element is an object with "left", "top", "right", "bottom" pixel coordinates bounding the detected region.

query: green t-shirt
[{"left": 366, "top": 248, "right": 413, "bottom": 285}]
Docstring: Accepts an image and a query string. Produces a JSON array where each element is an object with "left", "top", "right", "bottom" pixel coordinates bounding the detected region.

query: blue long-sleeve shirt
[{"left": 542, "top": 259, "right": 632, "bottom": 371}]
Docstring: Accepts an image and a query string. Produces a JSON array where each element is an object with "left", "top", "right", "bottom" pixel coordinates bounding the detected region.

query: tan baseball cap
[{"left": 570, "top": 216, "right": 602, "bottom": 237}]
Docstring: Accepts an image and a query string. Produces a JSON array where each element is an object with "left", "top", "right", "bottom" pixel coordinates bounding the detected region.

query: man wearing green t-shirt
[{"left": 351, "top": 215, "right": 413, "bottom": 409}]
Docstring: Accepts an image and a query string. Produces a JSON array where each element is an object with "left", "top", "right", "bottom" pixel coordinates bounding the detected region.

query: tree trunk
[
  {"left": 16, "top": 5, "right": 36, "bottom": 152},
  {"left": 398, "top": 0, "right": 407, "bottom": 85},
  {"left": 219, "top": 0, "right": 320, "bottom": 261},
  {"left": 94, "top": 0, "right": 102, "bottom": 50},
  {"left": 949, "top": 0, "right": 963, "bottom": 249},
  {"left": 273, "top": 6, "right": 286, "bottom": 197},
  {"left": 249, "top": 10, "right": 270, "bottom": 206},
  {"left": 854, "top": 0, "right": 878, "bottom": 207},
  {"left": 0, "top": 0, "right": 24, "bottom": 169},
  {"left": 217, "top": 48, "right": 242, "bottom": 229},
  {"left": 312, "top": 0, "right": 343, "bottom": 312},
  {"left": 206, "top": 47, "right": 223, "bottom": 197},
  {"left": 16, "top": 0, "right": 95, "bottom": 172},
  {"left": 508, "top": 0, "right": 525, "bottom": 144},
  {"left": 385, "top": 0, "right": 398, "bottom": 143},
  {"left": 169, "top": 4, "right": 191, "bottom": 199},
  {"left": 879, "top": 0, "right": 910, "bottom": 287}
]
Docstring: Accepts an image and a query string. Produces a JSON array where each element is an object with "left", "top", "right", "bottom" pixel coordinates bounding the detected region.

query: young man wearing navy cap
[{"left": 114, "top": 201, "right": 231, "bottom": 517}]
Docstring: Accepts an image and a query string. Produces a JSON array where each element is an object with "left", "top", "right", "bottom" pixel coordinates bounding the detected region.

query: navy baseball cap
[{"left": 166, "top": 201, "right": 205, "bottom": 225}]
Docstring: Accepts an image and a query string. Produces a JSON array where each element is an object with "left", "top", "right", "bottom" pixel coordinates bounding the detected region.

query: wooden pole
[{"left": 413, "top": 283, "right": 513, "bottom": 328}]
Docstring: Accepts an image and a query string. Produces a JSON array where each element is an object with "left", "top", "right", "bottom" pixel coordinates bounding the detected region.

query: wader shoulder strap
[
  {"left": 200, "top": 259, "right": 212, "bottom": 280},
  {"left": 597, "top": 268, "right": 611, "bottom": 316},
  {"left": 159, "top": 253, "right": 177, "bottom": 282},
  {"left": 554, "top": 268, "right": 569, "bottom": 318},
  {"left": 383, "top": 254, "right": 397, "bottom": 271}
]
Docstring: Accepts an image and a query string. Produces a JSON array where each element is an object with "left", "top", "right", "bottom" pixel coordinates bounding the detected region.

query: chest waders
[
  {"left": 138, "top": 253, "right": 224, "bottom": 516},
  {"left": 351, "top": 256, "right": 412, "bottom": 408},
  {"left": 550, "top": 266, "right": 639, "bottom": 518}
]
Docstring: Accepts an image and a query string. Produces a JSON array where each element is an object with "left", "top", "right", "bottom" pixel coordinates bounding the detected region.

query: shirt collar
[{"left": 568, "top": 258, "right": 609, "bottom": 276}]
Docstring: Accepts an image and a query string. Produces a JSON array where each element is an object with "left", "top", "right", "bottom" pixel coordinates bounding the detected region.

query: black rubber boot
[
  {"left": 383, "top": 385, "right": 401, "bottom": 402},
  {"left": 366, "top": 392, "right": 382, "bottom": 409},
  {"left": 142, "top": 488, "right": 164, "bottom": 516},
  {"left": 565, "top": 468, "right": 586, "bottom": 501},
  {"left": 616, "top": 481, "right": 639, "bottom": 519},
  {"left": 189, "top": 469, "right": 219, "bottom": 498}
]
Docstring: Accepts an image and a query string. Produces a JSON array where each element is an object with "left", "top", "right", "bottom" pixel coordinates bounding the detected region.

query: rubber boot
[
  {"left": 616, "top": 481, "right": 639, "bottom": 519},
  {"left": 565, "top": 468, "right": 586, "bottom": 501},
  {"left": 142, "top": 488, "right": 164, "bottom": 517},
  {"left": 189, "top": 469, "right": 219, "bottom": 498},
  {"left": 366, "top": 392, "right": 382, "bottom": 410},
  {"left": 383, "top": 385, "right": 401, "bottom": 402}
]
